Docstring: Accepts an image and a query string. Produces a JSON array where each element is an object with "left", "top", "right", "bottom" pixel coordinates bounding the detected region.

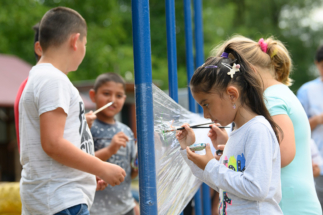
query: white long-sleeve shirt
[{"left": 181, "top": 116, "right": 282, "bottom": 215}]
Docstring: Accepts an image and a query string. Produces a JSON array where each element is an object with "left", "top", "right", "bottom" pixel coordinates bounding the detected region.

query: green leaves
[{"left": 1, "top": 0, "right": 322, "bottom": 92}]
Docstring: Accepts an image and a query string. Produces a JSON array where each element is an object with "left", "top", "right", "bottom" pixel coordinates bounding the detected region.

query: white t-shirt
[{"left": 19, "top": 63, "right": 96, "bottom": 215}]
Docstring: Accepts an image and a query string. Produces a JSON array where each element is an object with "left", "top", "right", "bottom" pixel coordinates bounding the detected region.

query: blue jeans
[{"left": 55, "top": 204, "right": 89, "bottom": 215}]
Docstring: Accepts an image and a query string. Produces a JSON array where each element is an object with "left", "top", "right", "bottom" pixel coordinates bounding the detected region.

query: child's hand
[
  {"left": 176, "top": 123, "right": 196, "bottom": 149},
  {"left": 313, "top": 163, "right": 320, "bottom": 178},
  {"left": 208, "top": 124, "right": 228, "bottom": 149},
  {"left": 214, "top": 144, "right": 225, "bottom": 161},
  {"left": 186, "top": 144, "right": 214, "bottom": 170},
  {"left": 96, "top": 176, "right": 108, "bottom": 191},
  {"left": 100, "top": 162, "right": 126, "bottom": 186},
  {"left": 85, "top": 111, "right": 97, "bottom": 128},
  {"left": 108, "top": 132, "right": 129, "bottom": 155}
]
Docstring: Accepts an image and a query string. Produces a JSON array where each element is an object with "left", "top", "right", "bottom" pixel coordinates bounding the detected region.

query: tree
[{"left": 1, "top": 0, "right": 323, "bottom": 92}]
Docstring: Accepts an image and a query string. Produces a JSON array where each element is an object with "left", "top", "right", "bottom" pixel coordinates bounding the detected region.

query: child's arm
[
  {"left": 271, "top": 114, "right": 296, "bottom": 167},
  {"left": 313, "top": 163, "right": 321, "bottom": 178},
  {"left": 40, "top": 107, "right": 126, "bottom": 186},
  {"left": 201, "top": 123, "right": 279, "bottom": 201},
  {"left": 176, "top": 125, "right": 218, "bottom": 189},
  {"left": 131, "top": 167, "right": 138, "bottom": 179},
  {"left": 180, "top": 145, "right": 219, "bottom": 192},
  {"left": 95, "top": 132, "right": 129, "bottom": 161},
  {"left": 183, "top": 123, "right": 279, "bottom": 201},
  {"left": 308, "top": 114, "right": 323, "bottom": 131},
  {"left": 131, "top": 139, "right": 138, "bottom": 179}
]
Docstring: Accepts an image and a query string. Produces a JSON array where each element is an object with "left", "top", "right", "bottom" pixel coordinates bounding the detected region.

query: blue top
[
  {"left": 264, "top": 84, "right": 321, "bottom": 215},
  {"left": 297, "top": 78, "right": 323, "bottom": 174}
]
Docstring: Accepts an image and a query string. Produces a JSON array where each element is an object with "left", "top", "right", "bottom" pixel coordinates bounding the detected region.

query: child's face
[
  {"left": 76, "top": 36, "right": 87, "bottom": 67},
  {"left": 70, "top": 35, "right": 87, "bottom": 72},
  {"left": 192, "top": 89, "right": 236, "bottom": 126},
  {"left": 94, "top": 81, "right": 126, "bottom": 119},
  {"left": 315, "top": 61, "right": 323, "bottom": 78}
]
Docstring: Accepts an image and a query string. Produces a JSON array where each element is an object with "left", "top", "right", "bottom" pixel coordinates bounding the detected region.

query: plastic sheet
[{"left": 153, "top": 85, "right": 212, "bottom": 215}]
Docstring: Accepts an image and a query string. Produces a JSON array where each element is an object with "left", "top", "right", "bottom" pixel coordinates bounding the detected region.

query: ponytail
[
  {"left": 212, "top": 35, "right": 293, "bottom": 86},
  {"left": 265, "top": 37, "right": 293, "bottom": 86}
]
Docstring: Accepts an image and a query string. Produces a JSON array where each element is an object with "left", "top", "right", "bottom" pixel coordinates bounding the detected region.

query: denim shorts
[{"left": 54, "top": 204, "right": 89, "bottom": 215}]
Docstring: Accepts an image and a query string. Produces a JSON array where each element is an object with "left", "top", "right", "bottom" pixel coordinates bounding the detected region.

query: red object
[
  {"left": 0, "top": 54, "right": 95, "bottom": 152},
  {"left": 14, "top": 78, "right": 28, "bottom": 152}
]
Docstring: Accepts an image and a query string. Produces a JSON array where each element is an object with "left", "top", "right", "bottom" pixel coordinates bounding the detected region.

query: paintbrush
[
  {"left": 93, "top": 102, "right": 114, "bottom": 115},
  {"left": 163, "top": 123, "right": 230, "bottom": 133},
  {"left": 93, "top": 137, "right": 136, "bottom": 141}
]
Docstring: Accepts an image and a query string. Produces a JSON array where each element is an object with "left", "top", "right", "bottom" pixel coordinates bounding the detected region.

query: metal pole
[
  {"left": 165, "top": 0, "right": 178, "bottom": 103},
  {"left": 193, "top": 1, "right": 211, "bottom": 214},
  {"left": 165, "top": 2, "right": 183, "bottom": 214},
  {"left": 184, "top": 0, "right": 202, "bottom": 214},
  {"left": 193, "top": 0, "right": 205, "bottom": 115},
  {"left": 131, "top": 0, "right": 158, "bottom": 214},
  {"left": 183, "top": 0, "right": 196, "bottom": 113}
]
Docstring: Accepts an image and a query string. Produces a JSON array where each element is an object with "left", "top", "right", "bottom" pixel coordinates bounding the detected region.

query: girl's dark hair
[{"left": 190, "top": 48, "right": 282, "bottom": 143}]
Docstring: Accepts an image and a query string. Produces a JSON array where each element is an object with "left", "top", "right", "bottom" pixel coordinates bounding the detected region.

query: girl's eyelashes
[{"left": 203, "top": 103, "right": 209, "bottom": 108}]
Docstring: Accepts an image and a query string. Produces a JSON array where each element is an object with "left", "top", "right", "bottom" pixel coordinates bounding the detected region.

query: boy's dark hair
[
  {"left": 32, "top": 23, "right": 40, "bottom": 61},
  {"left": 39, "top": 7, "right": 87, "bottom": 52},
  {"left": 315, "top": 45, "right": 323, "bottom": 63},
  {"left": 190, "top": 50, "right": 282, "bottom": 144},
  {"left": 94, "top": 73, "right": 126, "bottom": 92}
]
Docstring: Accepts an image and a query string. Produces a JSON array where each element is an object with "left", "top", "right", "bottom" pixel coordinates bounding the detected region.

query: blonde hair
[{"left": 211, "top": 35, "right": 293, "bottom": 86}]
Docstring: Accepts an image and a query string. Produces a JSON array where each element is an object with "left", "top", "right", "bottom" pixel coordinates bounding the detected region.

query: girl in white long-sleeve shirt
[{"left": 176, "top": 50, "right": 283, "bottom": 215}]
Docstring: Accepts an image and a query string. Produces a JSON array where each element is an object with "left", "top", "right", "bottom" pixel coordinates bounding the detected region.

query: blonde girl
[{"left": 213, "top": 36, "right": 321, "bottom": 214}]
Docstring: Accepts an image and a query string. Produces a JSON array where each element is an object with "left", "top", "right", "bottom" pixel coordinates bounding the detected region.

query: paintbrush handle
[
  {"left": 93, "top": 102, "right": 113, "bottom": 115},
  {"left": 206, "top": 126, "right": 230, "bottom": 129},
  {"left": 177, "top": 126, "right": 229, "bottom": 130},
  {"left": 93, "top": 137, "right": 136, "bottom": 141},
  {"left": 176, "top": 126, "right": 209, "bottom": 130}
]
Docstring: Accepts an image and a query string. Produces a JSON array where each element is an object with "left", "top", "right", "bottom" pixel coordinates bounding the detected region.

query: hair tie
[
  {"left": 258, "top": 38, "right": 268, "bottom": 53},
  {"left": 220, "top": 52, "right": 229, "bottom": 58},
  {"left": 270, "top": 49, "right": 278, "bottom": 58},
  {"left": 204, "top": 65, "right": 218, "bottom": 69}
]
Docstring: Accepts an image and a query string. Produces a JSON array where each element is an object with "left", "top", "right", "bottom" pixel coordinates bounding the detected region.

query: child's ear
[
  {"left": 89, "top": 89, "right": 96, "bottom": 103},
  {"left": 70, "top": 33, "right": 80, "bottom": 51},
  {"left": 226, "top": 86, "right": 239, "bottom": 102},
  {"left": 34, "top": 41, "right": 42, "bottom": 59}
]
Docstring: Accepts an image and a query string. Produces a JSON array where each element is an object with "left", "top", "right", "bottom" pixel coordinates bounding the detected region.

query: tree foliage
[{"left": 1, "top": 0, "right": 323, "bottom": 92}]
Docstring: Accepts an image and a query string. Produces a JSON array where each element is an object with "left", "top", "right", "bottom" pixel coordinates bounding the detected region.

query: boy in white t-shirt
[{"left": 19, "top": 7, "right": 126, "bottom": 215}]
